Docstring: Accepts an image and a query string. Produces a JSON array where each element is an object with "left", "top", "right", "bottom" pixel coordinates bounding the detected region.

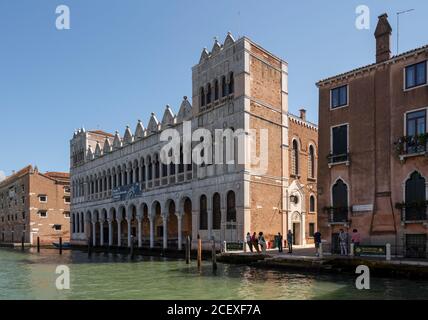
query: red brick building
[
  {"left": 0, "top": 165, "right": 70, "bottom": 245},
  {"left": 288, "top": 109, "right": 318, "bottom": 245},
  {"left": 317, "top": 14, "right": 428, "bottom": 258}
]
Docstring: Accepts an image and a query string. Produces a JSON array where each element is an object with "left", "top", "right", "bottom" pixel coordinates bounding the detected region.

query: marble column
[
  {"left": 177, "top": 213, "right": 182, "bottom": 250},
  {"left": 163, "top": 214, "right": 168, "bottom": 249},
  {"left": 149, "top": 217, "right": 154, "bottom": 248},
  {"left": 127, "top": 218, "right": 132, "bottom": 248},
  {"left": 117, "top": 218, "right": 122, "bottom": 247},
  {"left": 137, "top": 217, "right": 142, "bottom": 248}
]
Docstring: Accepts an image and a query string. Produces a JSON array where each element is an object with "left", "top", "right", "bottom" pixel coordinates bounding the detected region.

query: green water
[{"left": 0, "top": 248, "right": 427, "bottom": 300}]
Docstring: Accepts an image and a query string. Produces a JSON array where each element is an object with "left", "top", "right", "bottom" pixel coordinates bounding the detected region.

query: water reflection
[{"left": 0, "top": 248, "right": 427, "bottom": 300}]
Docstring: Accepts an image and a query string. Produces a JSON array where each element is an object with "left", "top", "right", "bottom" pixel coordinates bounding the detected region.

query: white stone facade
[{"left": 69, "top": 34, "right": 291, "bottom": 249}]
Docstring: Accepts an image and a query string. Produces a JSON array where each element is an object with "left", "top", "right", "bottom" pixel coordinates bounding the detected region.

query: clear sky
[{"left": 1, "top": 0, "right": 427, "bottom": 177}]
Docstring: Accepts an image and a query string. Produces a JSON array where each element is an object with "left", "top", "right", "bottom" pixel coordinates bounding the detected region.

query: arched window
[
  {"left": 214, "top": 79, "right": 219, "bottom": 101},
  {"left": 292, "top": 140, "right": 299, "bottom": 175},
  {"left": 135, "top": 165, "right": 139, "bottom": 183},
  {"left": 76, "top": 213, "right": 80, "bottom": 233},
  {"left": 72, "top": 213, "right": 76, "bottom": 233},
  {"left": 226, "top": 191, "right": 236, "bottom": 222},
  {"left": 148, "top": 157, "right": 152, "bottom": 180},
  {"left": 162, "top": 162, "right": 168, "bottom": 177},
  {"left": 228, "top": 72, "right": 234, "bottom": 94},
  {"left": 199, "top": 195, "right": 208, "bottom": 230},
  {"left": 141, "top": 159, "right": 146, "bottom": 183},
  {"left": 332, "top": 179, "right": 348, "bottom": 222},
  {"left": 213, "top": 193, "right": 221, "bottom": 230},
  {"left": 309, "top": 145, "right": 315, "bottom": 178},
  {"left": 178, "top": 146, "right": 184, "bottom": 173},
  {"left": 124, "top": 169, "right": 128, "bottom": 186},
  {"left": 200, "top": 87, "right": 205, "bottom": 107},
  {"left": 80, "top": 212, "right": 85, "bottom": 233},
  {"left": 206, "top": 83, "right": 212, "bottom": 105},
  {"left": 155, "top": 155, "right": 160, "bottom": 179},
  {"left": 405, "top": 171, "right": 426, "bottom": 221},
  {"left": 309, "top": 195, "right": 315, "bottom": 212},
  {"left": 221, "top": 76, "right": 227, "bottom": 97},
  {"left": 118, "top": 169, "right": 122, "bottom": 187}
]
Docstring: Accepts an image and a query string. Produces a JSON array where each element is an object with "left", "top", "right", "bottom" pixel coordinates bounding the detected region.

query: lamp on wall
[{"left": 290, "top": 195, "right": 299, "bottom": 204}]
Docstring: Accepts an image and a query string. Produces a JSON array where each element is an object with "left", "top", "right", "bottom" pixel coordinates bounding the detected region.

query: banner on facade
[{"left": 112, "top": 183, "right": 142, "bottom": 202}]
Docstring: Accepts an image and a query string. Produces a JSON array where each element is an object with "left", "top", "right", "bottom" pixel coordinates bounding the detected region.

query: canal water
[{"left": 0, "top": 248, "right": 427, "bottom": 300}]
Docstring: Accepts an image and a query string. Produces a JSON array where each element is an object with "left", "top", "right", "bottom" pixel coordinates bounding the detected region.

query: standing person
[
  {"left": 313, "top": 230, "right": 322, "bottom": 256},
  {"left": 277, "top": 232, "right": 283, "bottom": 253},
  {"left": 252, "top": 232, "right": 260, "bottom": 253},
  {"left": 351, "top": 229, "right": 361, "bottom": 247},
  {"left": 258, "top": 232, "right": 266, "bottom": 254},
  {"left": 246, "top": 232, "right": 253, "bottom": 253},
  {"left": 287, "top": 230, "right": 293, "bottom": 254},
  {"left": 339, "top": 229, "right": 348, "bottom": 256}
]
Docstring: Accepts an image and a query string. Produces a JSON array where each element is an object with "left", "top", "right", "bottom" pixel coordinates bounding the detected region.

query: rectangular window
[
  {"left": 405, "top": 61, "right": 427, "bottom": 89},
  {"left": 38, "top": 210, "right": 47, "bottom": 218},
  {"left": 309, "top": 223, "right": 315, "bottom": 237},
  {"left": 64, "top": 211, "right": 70, "bottom": 218},
  {"left": 64, "top": 186, "right": 70, "bottom": 194},
  {"left": 406, "top": 109, "right": 427, "bottom": 153},
  {"left": 53, "top": 224, "right": 62, "bottom": 231},
  {"left": 331, "top": 85, "right": 348, "bottom": 109},
  {"left": 330, "top": 124, "right": 349, "bottom": 163},
  {"left": 64, "top": 196, "right": 70, "bottom": 204},
  {"left": 38, "top": 195, "right": 47, "bottom": 203}
]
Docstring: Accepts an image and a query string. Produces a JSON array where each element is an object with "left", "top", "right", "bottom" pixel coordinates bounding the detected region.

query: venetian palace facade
[
  {"left": 317, "top": 14, "right": 428, "bottom": 258},
  {"left": 0, "top": 165, "right": 70, "bottom": 245},
  {"left": 70, "top": 34, "right": 318, "bottom": 249}
]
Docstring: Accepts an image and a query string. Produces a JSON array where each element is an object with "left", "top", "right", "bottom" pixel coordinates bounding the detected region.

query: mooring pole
[
  {"left": 37, "top": 236, "right": 40, "bottom": 253},
  {"left": 21, "top": 232, "right": 25, "bottom": 251},
  {"left": 211, "top": 237, "right": 217, "bottom": 271},
  {"left": 59, "top": 237, "right": 63, "bottom": 255},
  {"left": 197, "top": 234, "right": 202, "bottom": 268}
]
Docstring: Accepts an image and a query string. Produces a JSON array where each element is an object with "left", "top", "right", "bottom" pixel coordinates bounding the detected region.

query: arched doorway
[
  {"left": 141, "top": 203, "right": 150, "bottom": 245},
  {"left": 152, "top": 201, "right": 162, "bottom": 246},
  {"left": 119, "top": 206, "right": 127, "bottom": 247},
  {"left": 110, "top": 208, "right": 118, "bottom": 246},
  {"left": 166, "top": 200, "right": 178, "bottom": 248},
  {"left": 182, "top": 197, "right": 192, "bottom": 239}
]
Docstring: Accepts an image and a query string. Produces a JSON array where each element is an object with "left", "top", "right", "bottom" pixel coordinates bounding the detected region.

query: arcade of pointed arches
[{"left": 70, "top": 190, "right": 237, "bottom": 250}]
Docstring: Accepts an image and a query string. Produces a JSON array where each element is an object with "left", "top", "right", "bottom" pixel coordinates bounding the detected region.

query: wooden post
[
  {"left": 21, "top": 233, "right": 25, "bottom": 251},
  {"left": 37, "top": 236, "right": 40, "bottom": 253},
  {"left": 197, "top": 234, "right": 202, "bottom": 268},
  {"left": 185, "top": 236, "right": 190, "bottom": 264},
  {"left": 59, "top": 237, "right": 63, "bottom": 255},
  {"left": 211, "top": 237, "right": 217, "bottom": 271}
]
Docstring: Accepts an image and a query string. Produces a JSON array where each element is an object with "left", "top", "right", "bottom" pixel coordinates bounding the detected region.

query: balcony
[
  {"left": 396, "top": 202, "right": 428, "bottom": 222},
  {"left": 394, "top": 134, "right": 428, "bottom": 161},
  {"left": 327, "top": 153, "right": 350, "bottom": 167},
  {"left": 324, "top": 207, "right": 350, "bottom": 224}
]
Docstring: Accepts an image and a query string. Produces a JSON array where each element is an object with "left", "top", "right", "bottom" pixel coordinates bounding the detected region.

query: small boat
[{"left": 52, "top": 242, "right": 71, "bottom": 249}]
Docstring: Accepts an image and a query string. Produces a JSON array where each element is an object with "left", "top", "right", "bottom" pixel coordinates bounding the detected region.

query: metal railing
[
  {"left": 327, "top": 153, "right": 350, "bottom": 165},
  {"left": 325, "top": 207, "right": 350, "bottom": 223}
]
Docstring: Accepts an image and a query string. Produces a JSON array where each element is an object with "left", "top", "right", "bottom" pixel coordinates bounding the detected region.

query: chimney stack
[
  {"left": 374, "top": 13, "right": 392, "bottom": 63},
  {"left": 299, "top": 109, "right": 306, "bottom": 121}
]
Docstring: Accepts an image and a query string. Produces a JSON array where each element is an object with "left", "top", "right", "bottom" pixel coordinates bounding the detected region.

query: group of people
[
  {"left": 338, "top": 229, "right": 361, "bottom": 256},
  {"left": 246, "top": 230, "right": 302, "bottom": 254},
  {"left": 245, "top": 232, "right": 267, "bottom": 253},
  {"left": 244, "top": 228, "right": 361, "bottom": 257}
]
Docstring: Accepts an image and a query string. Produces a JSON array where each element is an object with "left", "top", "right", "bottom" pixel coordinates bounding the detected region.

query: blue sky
[{"left": 1, "top": 0, "right": 427, "bottom": 176}]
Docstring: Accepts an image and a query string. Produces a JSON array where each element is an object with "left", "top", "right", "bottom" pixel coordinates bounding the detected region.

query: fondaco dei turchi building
[{"left": 69, "top": 33, "right": 318, "bottom": 250}]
